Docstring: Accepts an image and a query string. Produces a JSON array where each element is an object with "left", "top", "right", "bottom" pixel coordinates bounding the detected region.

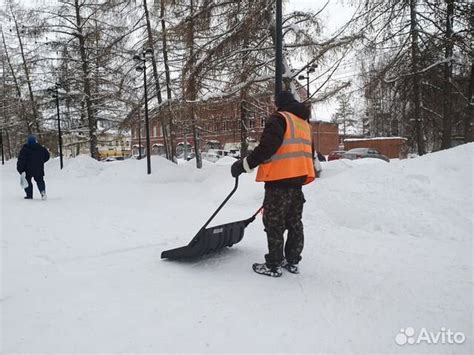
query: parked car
[
  {"left": 228, "top": 149, "right": 240, "bottom": 159},
  {"left": 184, "top": 152, "right": 195, "bottom": 161},
  {"left": 328, "top": 151, "right": 346, "bottom": 161},
  {"left": 177, "top": 152, "right": 195, "bottom": 161},
  {"left": 210, "top": 149, "right": 230, "bottom": 158},
  {"left": 316, "top": 151, "right": 326, "bottom": 162},
  {"left": 203, "top": 149, "right": 231, "bottom": 163},
  {"left": 342, "top": 148, "right": 389, "bottom": 162},
  {"left": 103, "top": 156, "right": 125, "bottom": 162}
]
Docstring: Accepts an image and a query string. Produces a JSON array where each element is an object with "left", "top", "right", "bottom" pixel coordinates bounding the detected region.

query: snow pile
[
  {"left": 313, "top": 146, "right": 472, "bottom": 238},
  {"left": 1, "top": 144, "right": 472, "bottom": 353},
  {"left": 215, "top": 155, "right": 238, "bottom": 165},
  {"left": 50, "top": 154, "right": 104, "bottom": 178}
]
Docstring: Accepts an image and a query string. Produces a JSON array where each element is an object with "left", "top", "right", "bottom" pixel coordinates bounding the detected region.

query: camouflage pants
[{"left": 262, "top": 187, "right": 306, "bottom": 268}]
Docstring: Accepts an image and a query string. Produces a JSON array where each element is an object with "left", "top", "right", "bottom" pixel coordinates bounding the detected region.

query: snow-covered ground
[{"left": 1, "top": 144, "right": 472, "bottom": 354}]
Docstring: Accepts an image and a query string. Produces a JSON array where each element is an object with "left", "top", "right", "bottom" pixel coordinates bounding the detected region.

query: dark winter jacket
[
  {"left": 17, "top": 143, "right": 50, "bottom": 177},
  {"left": 246, "top": 101, "right": 313, "bottom": 189}
]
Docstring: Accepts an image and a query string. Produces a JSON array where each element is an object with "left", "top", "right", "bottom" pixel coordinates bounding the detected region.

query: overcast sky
[
  {"left": 288, "top": 0, "right": 356, "bottom": 32},
  {"left": 1, "top": 0, "right": 358, "bottom": 120},
  {"left": 287, "top": 0, "right": 358, "bottom": 120}
]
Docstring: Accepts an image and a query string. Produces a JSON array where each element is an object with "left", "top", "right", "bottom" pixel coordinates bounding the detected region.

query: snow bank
[
  {"left": 215, "top": 155, "right": 238, "bottom": 165},
  {"left": 49, "top": 154, "right": 104, "bottom": 178},
  {"left": 313, "top": 144, "right": 472, "bottom": 238},
  {"left": 1, "top": 144, "right": 472, "bottom": 354}
]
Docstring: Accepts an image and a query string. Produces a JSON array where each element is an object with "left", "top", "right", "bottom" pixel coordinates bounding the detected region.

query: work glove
[{"left": 231, "top": 159, "right": 245, "bottom": 178}]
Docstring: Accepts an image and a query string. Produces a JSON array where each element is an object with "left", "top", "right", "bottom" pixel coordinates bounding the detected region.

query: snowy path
[{"left": 1, "top": 146, "right": 472, "bottom": 354}]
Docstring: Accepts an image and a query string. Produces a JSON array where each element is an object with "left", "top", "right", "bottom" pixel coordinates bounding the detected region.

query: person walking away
[
  {"left": 231, "top": 91, "right": 316, "bottom": 277},
  {"left": 17, "top": 134, "right": 50, "bottom": 200}
]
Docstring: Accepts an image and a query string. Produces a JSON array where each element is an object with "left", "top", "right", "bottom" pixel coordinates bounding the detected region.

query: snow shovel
[{"left": 161, "top": 177, "right": 262, "bottom": 259}]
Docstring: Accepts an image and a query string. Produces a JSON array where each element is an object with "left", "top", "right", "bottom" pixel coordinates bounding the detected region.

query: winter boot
[
  {"left": 252, "top": 263, "right": 282, "bottom": 277},
  {"left": 281, "top": 259, "right": 299, "bottom": 274},
  {"left": 40, "top": 191, "right": 47, "bottom": 200},
  {"left": 24, "top": 196, "right": 32, "bottom": 200}
]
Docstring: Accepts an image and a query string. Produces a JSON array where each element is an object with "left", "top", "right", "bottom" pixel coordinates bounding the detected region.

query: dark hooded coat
[{"left": 17, "top": 143, "right": 50, "bottom": 177}]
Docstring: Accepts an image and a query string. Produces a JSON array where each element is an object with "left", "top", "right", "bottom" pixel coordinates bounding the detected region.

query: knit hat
[
  {"left": 27, "top": 134, "right": 37, "bottom": 145},
  {"left": 275, "top": 90, "right": 298, "bottom": 110}
]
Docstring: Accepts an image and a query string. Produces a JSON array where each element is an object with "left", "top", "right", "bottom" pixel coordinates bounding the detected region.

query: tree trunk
[
  {"left": 11, "top": 10, "right": 41, "bottom": 134},
  {"left": 1, "top": 56, "right": 9, "bottom": 159},
  {"left": 240, "top": 96, "right": 249, "bottom": 157},
  {"left": 441, "top": 0, "right": 454, "bottom": 149},
  {"left": 143, "top": 0, "right": 170, "bottom": 161},
  {"left": 1, "top": 29, "right": 30, "bottom": 134},
  {"left": 5, "top": 129, "right": 12, "bottom": 159},
  {"left": 60, "top": 46, "right": 73, "bottom": 130},
  {"left": 160, "top": 0, "right": 176, "bottom": 162},
  {"left": 464, "top": 61, "right": 474, "bottom": 143},
  {"left": 186, "top": 0, "right": 202, "bottom": 168},
  {"left": 239, "top": 35, "right": 250, "bottom": 158},
  {"left": 409, "top": 0, "right": 425, "bottom": 155},
  {"left": 1, "top": 52, "right": 9, "bottom": 142},
  {"left": 75, "top": 0, "right": 98, "bottom": 160},
  {"left": 93, "top": 19, "right": 100, "bottom": 130}
]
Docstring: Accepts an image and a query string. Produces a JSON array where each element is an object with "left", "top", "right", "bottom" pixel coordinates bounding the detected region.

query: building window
[
  {"left": 153, "top": 126, "right": 157, "bottom": 137},
  {"left": 159, "top": 126, "right": 163, "bottom": 137},
  {"left": 248, "top": 118, "right": 255, "bottom": 129}
]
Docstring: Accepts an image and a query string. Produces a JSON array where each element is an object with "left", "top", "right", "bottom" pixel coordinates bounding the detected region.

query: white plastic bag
[
  {"left": 20, "top": 172, "right": 28, "bottom": 189},
  {"left": 314, "top": 158, "right": 322, "bottom": 175}
]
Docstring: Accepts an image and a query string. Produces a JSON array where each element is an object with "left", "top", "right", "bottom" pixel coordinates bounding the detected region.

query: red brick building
[
  {"left": 311, "top": 121, "right": 340, "bottom": 155},
  {"left": 131, "top": 95, "right": 339, "bottom": 157},
  {"left": 131, "top": 95, "right": 270, "bottom": 156}
]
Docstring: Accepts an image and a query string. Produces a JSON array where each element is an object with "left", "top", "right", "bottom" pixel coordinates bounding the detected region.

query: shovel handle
[
  {"left": 244, "top": 206, "right": 264, "bottom": 227},
  {"left": 201, "top": 176, "right": 239, "bottom": 229}
]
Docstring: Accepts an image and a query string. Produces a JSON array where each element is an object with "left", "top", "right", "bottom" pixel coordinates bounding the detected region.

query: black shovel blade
[{"left": 161, "top": 219, "right": 248, "bottom": 259}]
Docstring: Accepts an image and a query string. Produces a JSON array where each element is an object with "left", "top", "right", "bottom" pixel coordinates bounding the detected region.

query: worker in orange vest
[{"left": 231, "top": 91, "right": 316, "bottom": 277}]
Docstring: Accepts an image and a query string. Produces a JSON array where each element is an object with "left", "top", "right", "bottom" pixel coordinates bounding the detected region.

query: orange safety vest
[{"left": 256, "top": 111, "right": 316, "bottom": 185}]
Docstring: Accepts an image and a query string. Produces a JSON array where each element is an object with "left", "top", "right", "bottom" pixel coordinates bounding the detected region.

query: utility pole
[
  {"left": 1, "top": 129, "right": 4, "bottom": 165},
  {"left": 134, "top": 49, "right": 153, "bottom": 174},
  {"left": 138, "top": 108, "right": 142, "bottom": 159},
  {"left": 48, "top": 83, "right": 64, "bottom": 169},
  {"left": 143, "top": 60, "right": 151, "bottom": 174},
  {"left": 275, "top": 0, "right": 283, "bottom": 98},
  {"left": 55, "top": 86, "right": 63, "bottom": 169}
]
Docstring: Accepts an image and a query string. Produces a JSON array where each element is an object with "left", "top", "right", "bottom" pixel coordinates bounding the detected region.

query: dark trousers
[
  {"left": 25, "top": 175, "right": 46, "bottom": 198},
  {"left": 262, "top": 187, "right": 306, "bottom": 268}
]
